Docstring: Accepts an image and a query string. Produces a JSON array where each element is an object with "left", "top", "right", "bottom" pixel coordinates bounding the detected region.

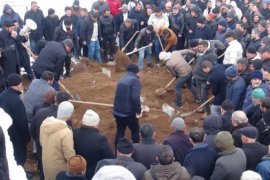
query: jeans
[
  {"left": 30, "top": 38, "right": 37, "bottom": 52},
  {"left": 196, "top": 79, "right": 210, "bottom": 113},
  {"left": 114, "top": 114, "right": 140, "bottom": 148},
  {"left": 88, "top": 40, "right": 101, "bottom": 63},
  {"left": 137, "top": 46, "right": 152, "bottom": 70},
  {"left": 154, "top": 37, "right": 163, "bottom": 62},
  {"left": 176, "top": 72, "right": 198, "bottom": 106}
]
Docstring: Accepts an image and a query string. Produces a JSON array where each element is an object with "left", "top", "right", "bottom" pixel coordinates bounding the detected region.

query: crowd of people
[{"left": 1, "top": 0, "right": 270, "bottom": 179}]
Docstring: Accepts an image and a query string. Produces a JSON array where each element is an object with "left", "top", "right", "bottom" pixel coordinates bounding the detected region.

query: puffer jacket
[
  {"left": 40, "top": 117, "right": 75, "bottom": 180},
  {"left": 144, "top": 162, "right": 191, "bottom": 180}
]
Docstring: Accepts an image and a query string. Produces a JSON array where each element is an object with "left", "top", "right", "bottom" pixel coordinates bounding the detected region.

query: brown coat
[
  {"left": 143, "top": 162, "right": 191, "bottom": 180},
  {"left": 165, "top": 50, "right": 195, "bottom": 77},
  {"left": 40, "top": 117, "right": 75, "bottom": 180},
  {"left": 157, "top": 27, "right": 177, "bottom": 51}
]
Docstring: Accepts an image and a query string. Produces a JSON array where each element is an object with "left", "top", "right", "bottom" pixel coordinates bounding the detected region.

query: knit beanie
[
  {"left": 225, "top": 65, "right": 238, "bottom": 78},
  {"left": 215, "top": 131, "right": 235, "bottom": 152},
  {"left": 250, "top": 70, "right": 263, "bottom": 80},
  {"left": 57, "top": 101, "right": 74, "bottom": 119},
  {"left": 82, "top": 109, "right": 100, "bottom": 127},
  {"left": 65, "top": 6, "right": 72, "bottom": 12},
  {"left": 251, "top": 88, "right": 266, "bottom": 99},
  {"left": 92, "top": 165, "right": 136, "bottom": 180},
  {"left": 226, "top": 11, "right": 235, "bottom": 18},
  {"left": 159, "top": 52, "right": 171, "bottom": 61},
  {"left": 247, "top": 46, "right": 257, "bottom": 54},
  {"left": 67, "top": 155, "right": 87, "bottom": 174},
  {"left": 6, "top": 73, "right": 22, "bottom": 87},
  {"left": 172, "top": 117, "right": 185, "bottom": 131},
  {"left": 117, "top": 138, "right": 133, "bottom": 154}
]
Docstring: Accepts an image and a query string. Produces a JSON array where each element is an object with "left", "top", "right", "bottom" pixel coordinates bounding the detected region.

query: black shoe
[
  {"left": 64, "top": 73, "right": 72, "bottom": 79},
  {"left": 147, "top": 63, "right": 154, "bottom": 68},
  {"left": 171, "top": 100, "right": 182, "bottom": 107}
]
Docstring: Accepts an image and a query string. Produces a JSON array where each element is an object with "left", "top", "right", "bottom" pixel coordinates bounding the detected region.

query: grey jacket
[{"left": 210, "top": 148, "right": 246, "bottom": 180}]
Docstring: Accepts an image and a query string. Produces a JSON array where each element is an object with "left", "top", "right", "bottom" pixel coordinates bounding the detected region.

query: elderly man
[
  {"left": 210, "top": 131, "right": 246, "bottom": 180},
  {"left": 159, "top": 50, "right": 198, "bottom": 107},
  {"left": 40, "top": 101, "right": 75, "bottom": 180},
  {"left": 231, "top": 111, "right": 252, "bottom": 147},
  {"left": 163, "top": 117, "right": 192, "bottom": 164}
]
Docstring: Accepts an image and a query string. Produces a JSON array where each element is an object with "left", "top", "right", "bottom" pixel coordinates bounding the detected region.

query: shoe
[
  {"left": 64, "top": 73, "right": 72, "bottom": 79},
  {"left": 147, "top": 63, "right": 154, "bottom": 68}
]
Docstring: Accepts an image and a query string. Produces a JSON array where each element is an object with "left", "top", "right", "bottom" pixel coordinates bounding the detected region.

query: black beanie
[
  {"left": 117, "top": 138, "right": 133, "bottom": 154},
  {"left": 7, "top": 73, "right": 22, "bottom": 87},
  {"left": 127, "top": 64, "right": 139, "bottom": 74}
]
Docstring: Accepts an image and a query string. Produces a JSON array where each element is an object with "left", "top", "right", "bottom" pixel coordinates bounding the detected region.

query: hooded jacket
[
  {"left": 0, "top": 4, "right": 23, "bottom": 28},
  {"left": 144, "top": 162, "right": 191, "bottom": 180},
  {"left": 40, "top": 117, "right": 75, "bottom": 180},
  {"left": 223, "top": 39, "right": 243, "bottom": 65}
]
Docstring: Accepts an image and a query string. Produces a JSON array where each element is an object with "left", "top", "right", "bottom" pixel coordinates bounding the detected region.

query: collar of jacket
[
  {"left": 191, "top": 143, "right": 208, "bottom": 152},
  {"left": 262, "top": 155, "right": 270, "bottom": 160},
  {"left": 117, "top": 155, "right": 135, "bottom": 162},
  {"left": 81, "top": 125, "right": 99, "bottom": 132},
  {"left": 126, "top": 72, "right": 140, "bottom": 79},
  {"left": 241, "top": 142, "right": 264, "bottom": 148},
  {"left": 218, "top": 146, "right": 237, "bottom": 156},
  {"left": 8, "top": 87, "right": 21, "bottom": 95},
  {"left": 141, "top": 138, "right": 156, "bottom": 144}
]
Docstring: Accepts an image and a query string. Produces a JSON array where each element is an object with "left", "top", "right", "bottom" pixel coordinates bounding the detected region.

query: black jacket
[
  {"left": 73, "top": 126, "right": 115, "bottom": 179},
  {"left": 208, "top": 64, "right": 227, "bottom": 105},
  {"left": 0, "top": 126, "right": 9, "bottom": 180},
  {"left": 114, "top": 12, "right": 127, "bottom": 33},
  {"left": 0, "top": 88, "right": 30, "bottom": 153},
  {"left": 119, "top": 20, "right": 138, "bottom": 48},
  {"left": 99, "top": 14, "right": 115, "bottom": 37},
  {"left": 32, "top": 41, "right": 68, "bottom": 80},
  {"left": 134, "top": 27, "right": 155, "bottom": 48},
  {"left": 43, "top": 15, "right": 60, "bottom": 41},
  {"left": 79, "top": 16, "right": 101, "bottom": 43},
  {"left": 232, "top": 123, "right": 252, "bottom": 147},
  {"left": 24, "top": 9, "right": 44, "bottom": 41},
  {"left": 56, "top": 171, "right": 88, "bottom": 180},
  {"left": 222, "top": 111, "right": 233, "bottom": 132},
  {"left": 169, "top": 11, "right": 185, "bottom": 36},
  {"left": 241, "top": 142, "right": 268, "bottom": 170},
  {"left": 0, "top": 28, "right": 20, "bottom": 77},
  {"left": 53, "top": 22, "right": 76, "bottom": 43}
]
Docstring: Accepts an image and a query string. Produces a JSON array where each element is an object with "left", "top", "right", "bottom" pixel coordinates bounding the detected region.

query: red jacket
[{"left": 107, "top": 0, "right": 121, "bottom": 17}]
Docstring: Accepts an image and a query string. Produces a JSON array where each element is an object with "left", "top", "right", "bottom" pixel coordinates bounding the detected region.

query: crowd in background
[{"left": 1, "top": 0, "right": 270, "bottom": 179}]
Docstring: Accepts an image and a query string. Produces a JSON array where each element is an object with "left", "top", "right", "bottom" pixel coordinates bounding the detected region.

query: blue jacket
[
  {"left": 209, "top": 64, "right": 227, "bottom": 105},
  {"left": 184, "top": 143, "right": 218, "bottom": 179},
  {"left": 242, "top": 83, "right": 269, "bottom": 113},
  {"left": 114, "top": 72, "right": 141, "bottom": 116},
  {"left": 226, "top": 76, "right": 246, "bottom": 110},
  {"left": 194, "top": 24, "right": 212, "bottom": 40},
  {"left": 256, "top": 155, "right": 270, "bottom": 180}
]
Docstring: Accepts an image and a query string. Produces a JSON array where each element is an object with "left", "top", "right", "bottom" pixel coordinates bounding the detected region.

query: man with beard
[
  {"left": 0, "top": 21, "right": 20, "bottom": 78},
  {"left": 119, "top": 18, "right": 138, "bottom": 53},
  {"left": 248, "top": 28, "right": 262, "bottom": 51},
  {"left": 235, "top": 21, "right": 251, "bottom": 49},
  {"left": 0, "top": 4, "right": 23, "bottom": 28}
]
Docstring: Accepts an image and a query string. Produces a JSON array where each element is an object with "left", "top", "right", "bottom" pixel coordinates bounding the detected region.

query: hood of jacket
[
  {"left": 203, "top": 114, "right": 222, "bottom": 134},
  {"left": 149, "top": 162, "right": 186, "bottom": 178},
  {"left": 62, "top": 21, "right": 73, "bottom": 32},
  {"left": 42, "top": 116, "right": 68, "bottom": 134},
  {"left": 3, "top": 4, "right": 13, "bottom": 14}
]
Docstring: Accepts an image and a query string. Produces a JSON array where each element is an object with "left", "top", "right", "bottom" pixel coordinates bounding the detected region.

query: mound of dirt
[
  {"left": 72, "top": 57, "right": 102, "bottom": 75},
  {"left": 62, "top": 64, "right": 203, "bottom": 147},
  {"left": 114, "top": 50, "right": 132, "bottom": 72}
]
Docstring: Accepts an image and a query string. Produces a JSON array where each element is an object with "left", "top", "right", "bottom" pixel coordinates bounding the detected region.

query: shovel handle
[
  {"left": 157, "top": 34, "right": 164, "bottom": 51},
  {"left": 126, "top": 45, "right": 150, "bottom": 56},
  {"left": 122, "top": 31, "right": 139, "bottom": 51},
  {"left": 59, "top": 81, "right": 75, "bottom": 100},
  {"left": 165, "top": 77, "right": 176, "bottom": 88},
  {"left": 193, "top": 96, "right": 214, "bottom": 113},
  {"left": 69, "top": 100, "right": 113, "bottom": 107}
]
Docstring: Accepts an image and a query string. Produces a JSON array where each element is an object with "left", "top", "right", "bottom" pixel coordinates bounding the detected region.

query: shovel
[
  {"left": 126, "top": 45, "right": 150, "bottom": 56},
  {"left": 179, "top": 96, "right": 214, "bottom": 118},
  {"left": 101, "top": 67, "right": 111, "bottom": 78},
  {"left": 155, "top": 77, "right": 176, "bottom": 96},
  {"left": 59, "top": 81, "right": 76, "bottom": 100},
  {"left": 69, "top": 100, "right": 113, "bottom": 107}
]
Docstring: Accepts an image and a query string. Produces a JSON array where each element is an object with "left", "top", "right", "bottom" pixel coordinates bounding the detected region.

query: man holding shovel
[
  {"left": 159, "top": 50, "right": 198, "bottom": 107},
  {"left": 113, "top": 63, "right": 142, "bottom": 148}
]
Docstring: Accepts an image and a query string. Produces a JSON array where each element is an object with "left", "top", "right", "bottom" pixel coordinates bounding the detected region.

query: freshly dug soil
[{"left": 62, "top": 60, "right": 204, "bottom": 147}]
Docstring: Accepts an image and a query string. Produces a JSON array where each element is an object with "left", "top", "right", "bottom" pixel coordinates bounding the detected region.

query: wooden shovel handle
[
  {"left": 123, "top": 31, "right": 139, "bottom": 51},
  {"left": 193, "top": 96, "right": 214, "bottom": 113},
  {"left": 165, "top": 77, "right": 176, "bottom": 88},
  {"left": 69, "top": 100, "right": 113, "bottom": 107},
  {"left": 59, "top": 81, "right": 75, "bottom": 100}
]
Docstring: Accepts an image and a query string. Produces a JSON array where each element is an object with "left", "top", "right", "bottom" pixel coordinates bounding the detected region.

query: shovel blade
[
  {"left": 179, "top": 111, "right": 194, "bottom": 118},
  {"left": 162, "top": 103, "right": 175, "bottom": 118},
  {"left": 101, "top": 67, "right": 111, "bottom": 78}
]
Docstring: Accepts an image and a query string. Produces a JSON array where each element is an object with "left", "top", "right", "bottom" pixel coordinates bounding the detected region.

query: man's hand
[
  {"left": 189, "top": 30, "right": 192, "bottom": 33},
  {"left": 149, "top": 43, "right": 153, "bottom": 47},
  {"left": 133, "top": 47, "right": 138, "bottom": 52},
  {"left": 136, "top": 111, "right": 143, "bottom": 118},
  {"left": 82, "top": 41, "right": 87, "bottom": 45},
  {"left": 11, "top": 31, "right": 17, "bottom": 39}
]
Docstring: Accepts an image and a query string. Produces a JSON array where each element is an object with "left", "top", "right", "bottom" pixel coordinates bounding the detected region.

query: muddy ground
[{"left": 24, "top": 56, "right": 204, "bottom": 178}]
